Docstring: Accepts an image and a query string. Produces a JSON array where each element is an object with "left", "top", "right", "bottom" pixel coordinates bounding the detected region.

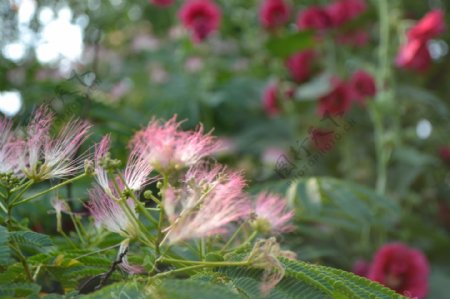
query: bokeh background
[{"left": 1, "top": 0, "right": 450, "bottom": 297}]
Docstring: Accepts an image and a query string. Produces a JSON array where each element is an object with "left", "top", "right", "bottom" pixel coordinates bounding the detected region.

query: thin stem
[
  {"left": 12, "top": 173, "right": 87, "bottom": 207},
  {"left": 10, "top": 180, "right": 34, "bottom": 205},
  {"left": 161, "top": 257, "right": 249, "bottom": 267},
  {"left": 227, "top": 231, "right": 258, "bottom": 253},
  {"left": 10, "top": 242, "right": 33, "bottom": 282},
  {"left": 116, "top": 173, "right": 158, "bottom": 226},
  {"left": 220, "top": 222, "right": 246, "bottom": 253},
  {"left": 373, "top": 0, "right": 391, "bottom": 195},
  {"left": 150, "top": 264, "right": 207, "bottom": 280},
  {"left": 155, "top": 174, "right": 168, "bottom": 257}
]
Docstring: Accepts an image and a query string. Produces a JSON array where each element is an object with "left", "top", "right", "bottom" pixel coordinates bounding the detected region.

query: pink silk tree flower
[
  {"left": 286, "top": 50, "right": 316, "bottom": 83},
  {"left": 349, "top": 70, "right": 377, "bottom": 104},
  {"left": 163, "top": 165, "right": 250, "bottom": 244},
  {"left": 297, "top": 6, "right": 333, "bottom": 31},
  {"left": 259, "top": 0, "right": 291, "bottom": 30},
  {"left": 367, "top": 243, "right": 430, "bottom": 299},
  {"left": 123, "top": 141, "right": 154, "bottom": 191},
  {"left": 19, "top": 107, "right": 91, "bottom": 181},
  {"left": 253, "top": 192, "right": 294, "bottom": 233},
  {"left": 130, "top": 116, "right": 222, "bottom": 173},
  {"left": 87, "top": 184, "right": 139, "bottom": 239},
  {"left": 178, "top": 0, "right": 221, "bottom": 43},
  {"left": 396, "top": 39, "right": 432, "bottom": 71},
  {"left": 94, "top": 135, "right": 113, "bottom": 195},
  {"left": 0, "top": 117, "right": 22, "bottom": 176},
  {"left": 150, "top": 0, "right": 174, "bottom": 7},
  {"left": 407, "top": 9, "right": 446, "bottom": 41},
  {"left": 318, "top": 78, "right": 353, "bottom": 117}
]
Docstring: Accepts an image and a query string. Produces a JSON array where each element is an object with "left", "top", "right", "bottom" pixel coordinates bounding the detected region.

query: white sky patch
[
  {"left": 0, "top": 91, "right": 23, "bottom": 117},
  {"left": 2, "top": 2, "right": 83, "bottom": 68},
  {"left": 416, "top": 119, "right": 432, "bottom": 140}
]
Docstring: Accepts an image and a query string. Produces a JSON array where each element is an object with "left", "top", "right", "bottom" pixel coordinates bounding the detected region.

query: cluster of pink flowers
[
  {"left": 87, "top": 116, "right": 294, "bottom": 247},
  {"left": 0, "top": 106, "right": 91, "bottom": 181},
  {"left": 297, "top": 0, "right": 367, "bottom": 44},
  {"left": 354, "top": 243, "right": 430, "bottom": 299},
  {"left": 396, "top": 10, "right": 446, "bottom": 71},
  {"left": 318, "top": 70, "right": 376, "bottom": 117}
]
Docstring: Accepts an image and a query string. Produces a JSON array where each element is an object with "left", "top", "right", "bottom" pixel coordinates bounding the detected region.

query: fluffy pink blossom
[
  {"left": 407, "top": 9, "right": 445, "bottom": 41},
  {"left": 163, "top": 165, "right": 250, "bottom": 244},
  {"left": 123, "top": 141, "right": 154, "bottom": 191},
  {"left": 259, "top": 0, "right": 291, "bottom": 30},
  {"left": 253, "top": 192, "right": 294, "bottom": 233},
  {"left": 150, "top": 0, "right": 173, "bottom": 7},
  {"left": 94, "top": 136, "right": 112, "bottom": 194},
  {"left": 367, "top": 243, "right": 430, "bottom": 299},
  {"left": 19, "top": 107, "right": 91, "bottom": 181},
  {"left": 0, "top": 117, "right": 22, "bottom": 175},
  {"left": 87, "top": 184, "right": 138, "bottom": 238},
  {"left": 326, "top": 0, "right": 367, "bottom": 27},
  {"left": 179, "top": 0, "right": 221, "bottom": 42},
  {"left": 286, "top": 50, "right": 316, "bottom": 83},
  {"left": 130, "top": 116, "right": 222, "bottom": 173},
  {"left": 297, "top": 6, "right": 333, "bottom": 31},
  {"left": 396, "top": 39, "right": 432, "bottom": 71}
]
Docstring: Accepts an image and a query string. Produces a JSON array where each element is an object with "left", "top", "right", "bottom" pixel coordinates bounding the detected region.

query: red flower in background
[
  {"left": 367, "top": 243, "right": 429, "bottom": 299},
  {"left": 326, "top": 0, "right": 367, "bottom": 27},
  {"left": 259, "top": 0, "right": 291, "bottom": 30},
  {"left": 263, "top": 84, "right": 281, "bottom": 117},
  {"left": 397, "top": 9, "right": 445, "bottom": 72},
  {"left": 396, "top": 39, "right": 432, "bottom": 71},
  {"left": 318, "top": 78, "right": 352, "bottom": 117},
  {"left": 349, "top": 70, "right": 376, "bottom": 103},
  {"left": 179, "top": 0, "right": 221, "bottom": 42},
  {"left": 286, "top": 50, "right": 315, "bottom": 83},
  {"left": 150, "top": 0, "right": 174, "bottom": 7},
  {"left": 439, "top": 146, "right": 450, "bottom": 163},
  {"left": 297, "top": 6, "right": 333, "bottom": 31},
  {"left": 262, "top": 83, "right": 293, "bottom": 117},
  {"left": 352, "top": 259, "right": 370, "bottom": 277},
  {"left": 337, "top": 29, "right": 369, "bottom": 47},
  {"left": 407, "top": 9, "right": 446, "bottom": 41},
  {"left": 309, "top": 128, "right": 335, "bottom": 152}
]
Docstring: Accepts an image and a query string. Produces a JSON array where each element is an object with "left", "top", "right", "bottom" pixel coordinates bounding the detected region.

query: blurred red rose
[
  {"left": 297, "top": 6, "right": 333, "bottom": 31},
  {"left": 350, "top": 70, "right": 376, "bottom": 103},
  {"left": 407, "top": 9, "right": 446, "bottom": 41},
  {"left": 179, "top": 0, "right": 221, "bottom": 42},
  {"left": 367, "top": 243, "right": 429, "bottom": 299},
  {"left": 318, "top": 78, "right": 352, "bottom": 117},
  {"left": 309, "top": 128, "right": 335, "bottom": 152},
  {"left": 286, "top": 50, "right": 315, "bottom": 83},
  {"left": 326, "top": 0, "right": 367, "bottom": 27},
  {"left": 259, "top": 0, "right": 291, "bottom": 30},
  {"left": 150, "top": 0, "right": 174, "bottom": 7},
  {"left": 396, "top": 39, "right": 431, "bottom": 71}
]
